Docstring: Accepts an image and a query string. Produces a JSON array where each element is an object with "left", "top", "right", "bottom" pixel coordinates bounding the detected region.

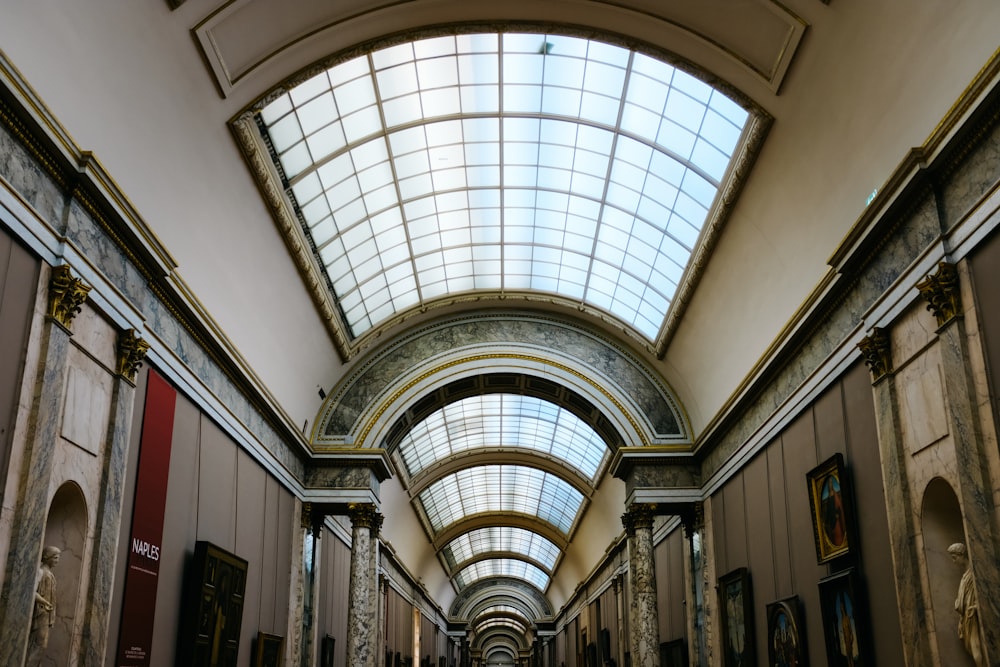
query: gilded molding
[
  {"left": 47, "top": 264, "right": 91, "bottom": 329},
  {"left": 916, "top": 261, "right": 961, "bottom": 328},
  {"left": 301, "top": 501, "right": 314, "bottom": 531},
  {"left": 621, "top": 503, "right": 658, "bottom": 535},
  {"left": 347, "top": 503, "right": 380, "bottom": 530},
  {"left": 116, "top": 329, "right": 150, "bottom": 384},
  {"left": 858, "top": 327, "right": 892, "bottom": 383}
]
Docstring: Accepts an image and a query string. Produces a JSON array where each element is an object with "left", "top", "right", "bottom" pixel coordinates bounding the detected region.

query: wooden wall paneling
[
  {"left": 235, "top": 448, "right": 266, "bottom": 648},
  {"left": 711, "top": 489, "right": 727, "bottom": 578},
  {"left": 196, "top": 413, "right": 238, "bottom": 549},
  {"left": 970, "top": 228, "right": 1000, "bottom": 423},
  {"left": 742, "top": 453, "right": 774, "bottom": 666},
  {"left": 259, "top": 475, "right": 281, "bottom": 632},
  {"left": 779, "top": 409, "right": 825, "bottom": 662},
  {"left": 721, "top": 473, "right": 748, "bottom": 571},
  {"left": 842, "top": 362, "right": 904, "bottom": 666},
  {"left": 765, "top": 439, "right": 793, "bottom": 599},
  {"left": 274, "top": 485, "right": 295, "bottom": 637},
  {"left": 814, "top": 381, "right": 847, "bottom": 463}
]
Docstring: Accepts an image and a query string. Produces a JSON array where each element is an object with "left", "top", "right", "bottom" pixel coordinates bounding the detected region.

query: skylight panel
[
  {"left": 398, "top": 394, "right": 608, "bottom": 479},
  {"left": 418, "top": 464, "right": 585, "bottom": 534},
  {"left": 442, "top": 526, "right": 560, "bottom": 571},
  {"left": 259, "top": 31, "right": 750, "bottom": 341},
  {"left": 454, "top": 559, "right": 550, "bottom": 591}
]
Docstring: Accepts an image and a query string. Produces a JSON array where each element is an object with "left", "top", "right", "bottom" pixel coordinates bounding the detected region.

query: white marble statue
[
  {"left": 948, "top": 542, "right": 985, "bottom": 667},
  {"left": 26, "top": 545, "right": 60, "bottom": 666}
]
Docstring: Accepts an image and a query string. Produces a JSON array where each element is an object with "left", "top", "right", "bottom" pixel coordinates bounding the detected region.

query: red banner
[{"left": 116, "top": 369, "right": 177, "bottom": 667}]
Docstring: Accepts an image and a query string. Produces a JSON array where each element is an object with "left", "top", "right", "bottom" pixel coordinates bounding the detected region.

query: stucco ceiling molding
[
  {"left": 312, "top": 313, "right": 689, "bottom": 449},
  {"left": 197, "top": 2, "right": 804, "bottom": 99}
]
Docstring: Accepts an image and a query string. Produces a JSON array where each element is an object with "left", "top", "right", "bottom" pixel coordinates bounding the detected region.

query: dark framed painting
[
  {"left": 766, "top": 596, "right": 807, "bottom": 667},
  {"left": 818, "top": 568, "right": 870, "bottom": 667},
  {"left": 253, "top": 632, "right": 284, "bottom": 667},
  {"left": 321, "top": 636, "right": 336, "bottom": 667},
  {"left": 177, "top": 540, "right": 249, "bottom": 666},
  {"left": 718, "top": 567, "right": 755, "bottom": 667},
  {"left": 806, "top": 453, "right": 854, "bottom": 563},
  {"left": 659, "top": 639, "right": 687, "bottom": 667}
]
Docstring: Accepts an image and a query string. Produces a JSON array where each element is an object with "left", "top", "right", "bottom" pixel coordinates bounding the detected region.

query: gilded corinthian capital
[
  {"left": 116, "top": 329, "right": 150, "bottom": 384},
  {"left": 348, "top": 503, "right": 381, "bottom": 531},
  {"left": 47, "top": 264, "right": 91, "bottom": 329},
  {"left": 621, "top": 503, "right": 657, "bottom": 535},
  {"left": 858, "top": 327, "right": 892, "bottom": 383},
  {"left": 916, "top": 261, "right": 961, "bottom": 328}
]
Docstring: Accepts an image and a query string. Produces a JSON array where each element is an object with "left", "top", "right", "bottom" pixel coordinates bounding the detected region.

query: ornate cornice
[
  {"left": 916, "top": 261, "right": 961, "bottom": 328},
  {"left": 47, "top": 264, "right": 91, "bottom": 330},
  {"left": 347, "top": 503, "right": 381, "bottom": 531},
  {"left": 858, "top": 327, "right": 892, "bottom": 383},
  {"left": 116, "top": 329, "right": 150, "bottom": 384},
  {"left": 621, "top": 503, "right": 658, "bottom": 535}
]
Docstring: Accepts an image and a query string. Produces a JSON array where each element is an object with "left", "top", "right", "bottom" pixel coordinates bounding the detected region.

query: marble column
[
  {"left": 858, "top": 327, "right": 935, "bottom": 667},
  {"left": 368, "top": 513, "right": 384, "bottom": 667},
  {"left": 348, "top": 503, "right": 379, "bottom": 667},
  {"left": 917, "top": 261, "right": 1000, "bottom": 664},
  {"left": 681, "top": 503, "right": 707, "bottom": 667},
  {"left": 613, "top": 573, "right": 625, "bottom": 667},
  {"left": 622, "top": 503, "right": 659, "bottom": 667},
  {"left": 78, "top": 329, "right": 148, "bottom": 666},
  {"left": 0, "top": 264, "right": 90, "bottom": 666}
]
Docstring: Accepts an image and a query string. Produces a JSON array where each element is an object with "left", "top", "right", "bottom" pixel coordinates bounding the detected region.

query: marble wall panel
[
  {"left": 0, "top": 123, "right": 64, "bottom": 227},
  {"left": 895, "top": 347, "right": 950, "bottom": 456},
  {"left": 943, "top": 116, "right": 1000, "bottom": 229}
]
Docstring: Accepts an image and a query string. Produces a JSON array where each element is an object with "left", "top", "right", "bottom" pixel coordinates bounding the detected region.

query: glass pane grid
[
  {"left": 260, "top": 31, "right": 749, "bottom": 339},
  {"left": 443, "top": 526, "right": 560, "bottom": 571},
  {"left": 398, "top": 394, "right": 608, "bottom": 479},
  {"left": 454, "top": 558, "right": 550, "bottom": 591},
  {"left": 418, "top": 464, "right": 584, "bottom": 534}
]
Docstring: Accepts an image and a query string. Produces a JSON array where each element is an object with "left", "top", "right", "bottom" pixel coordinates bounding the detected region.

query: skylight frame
[
  {"left": 256, "top": 30, "right": 753, "bottom": 345},
  {"left": 442, "top": 525, "right": 562, "bottom": 572},
  {"left": 453, "top": 558, "right": 551, "bottom": 591}
]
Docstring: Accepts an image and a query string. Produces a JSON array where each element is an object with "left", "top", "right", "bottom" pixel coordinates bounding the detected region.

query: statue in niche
[
  {"left": 26, "top": 546, "right": 61, "bottom": 666},
  {"left": 949, "top": 542, "right": 985, "bottom": 666}
]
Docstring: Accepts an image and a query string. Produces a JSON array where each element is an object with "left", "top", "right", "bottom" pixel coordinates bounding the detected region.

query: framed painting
[
  {"left": 766, "top": 596, "right": 807, "bottom": 667},
  {"left": 253, "top": 633, "right": 284, "bottom": 667},
  {"left": 659, "top": 639, "right": 687, "bottom": 667},
  {"left": 177, "top": 540, "right": 249, "bottom": 667},
  {"left": 718, "top": 567, "right": 755, "bottom": 667},
  {"left": 321, "top": 636, "right": 336, "bottom": 667},
  {"left": 806, "top": 453, "right": 854, "bottom": 563},
  {"left": 818, "top": 569, "right": 870, "bottom": 667}
]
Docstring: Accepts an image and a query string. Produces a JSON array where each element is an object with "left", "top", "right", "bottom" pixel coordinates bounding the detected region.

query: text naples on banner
[{"left": 116, "top": 369, "right": 176, "bottom": 667}]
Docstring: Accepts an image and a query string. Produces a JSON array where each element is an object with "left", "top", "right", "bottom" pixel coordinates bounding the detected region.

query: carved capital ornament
[
  {"left": 916, "top": 261, "right": 961, "bottom": 328},
  {"left": 858, "top": 327, "right": 892, "bottom": 383},
  {"left": 348, "top": 503, "right": 381, "bottom": 531},
  {"left": 621, "top": 503, "right": 657, "bottom": 535},
  {"left": 47, "top": 264, "right": 91, "bottom": 329},
  {"left": 116, "top": 329, "right": 150, "bottom": 384}
]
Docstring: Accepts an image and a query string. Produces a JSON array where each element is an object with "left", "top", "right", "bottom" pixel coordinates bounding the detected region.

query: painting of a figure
[
  {"left": 819, "top": 569, "right": 869, "bottom": 667},
  {"left": 766, "top": 597, "right": 806, "bottom": 667},
  {"left": 807, "top": 454, "right": 854, "bottom": 563},
  {"left": 719, "top": 568, "right": 755, "bottom": 667}
]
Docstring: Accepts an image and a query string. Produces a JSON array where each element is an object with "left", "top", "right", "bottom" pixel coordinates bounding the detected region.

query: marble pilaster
[
  {"left": 348, "top": 503, "right": 378, "bottom": 667},
  {"left": 287, "top": 500, "right": 308, "bottom": 667},
  {"left": 77, "top": 329, "right": 146, "bottom": 666},
  {"left": 860, "top": 328, "right": 935, "bottom": 667},
  {"left": 918, "top": 262, "right": 1000, "bottom": 664},
  {"left": 0, "top": 265, "right": 88, "bottom": 666},
  {"left": 368, "top": 513, "right": 384, "bottom": 667},
  {"left": 622, "top": 503, "right": 659, "bottom": 667}
]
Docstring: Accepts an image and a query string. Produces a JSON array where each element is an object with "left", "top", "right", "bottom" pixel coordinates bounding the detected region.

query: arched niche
[
  {"left": 39, "top": 481, "right": 88, "bottom": 666},
  {"left": 920, "top": 477, "right": 973, "bottom": 667}
]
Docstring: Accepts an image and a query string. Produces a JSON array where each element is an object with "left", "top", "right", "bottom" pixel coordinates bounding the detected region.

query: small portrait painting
[
  {"left": 818, "top": 569, "right": 870, "bottom": 667},
  {"left": 253, "top": 633, "right": 283, "bottom": 667},
  {"left": 718, "top": 567, "right": 756, "bottom": 667},
  {"left": 766, "top": 597, "right": 806, "bottom": 667},
  {"left": 807, "top": 454, "right": 855, "bottom": 563}
]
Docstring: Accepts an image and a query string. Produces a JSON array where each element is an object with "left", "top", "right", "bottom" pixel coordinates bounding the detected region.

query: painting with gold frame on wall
[
  {"left": 177, "top": 540, "right": 249, "bottom": 666},
  {"left": 253, "top": 632, "right": 284, "bottom": 667},
  {"left": 806, "top": 453, "right": 854, "bottom": 563},
  {"left": 818, "top": 568, "right": 871, "bottom": 667},
  {"left": 766, "top": 596, "right": 806, "bottom": 667},
  {"left": 718, "top": 567, "right": 755, "bottom": 667}
]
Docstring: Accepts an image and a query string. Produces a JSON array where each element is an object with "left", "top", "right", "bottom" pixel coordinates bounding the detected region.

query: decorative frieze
[
  {"left": 116, "top": 329, "right": 150, "bottom": 384},
  {"left": 47, "top": 264, "right": 91, "bottom": 329},
  {"left": 858, "top": 327, "right": 892, "bottom": 383},
  {"left": 916, "top": 261, "right": 962, "bottom": 328}
]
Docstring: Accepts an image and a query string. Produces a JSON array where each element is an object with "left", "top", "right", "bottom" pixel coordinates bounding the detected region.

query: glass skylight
[
  {"left": 418, "top": 464, "right": 584, "bottom": 534},
  {"left": 398, "top": 394, "right": 608, "bottom": 480},
  {"left": 442, "top": 526, "right": 561, "bottom": 572},
  {"left": 454, "top": 558, "right": 551, "bottom": 591},
  {"left": 260, "top": 31, "right": 749, "bottom": 340}
]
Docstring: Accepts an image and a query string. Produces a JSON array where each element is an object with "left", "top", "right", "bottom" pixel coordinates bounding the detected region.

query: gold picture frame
[
  {"left": 254, "top": 632, "right": 284, "bottom": 667},
  {"left": 806, "top": 453, "right": 854, "bottom": 563}
]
